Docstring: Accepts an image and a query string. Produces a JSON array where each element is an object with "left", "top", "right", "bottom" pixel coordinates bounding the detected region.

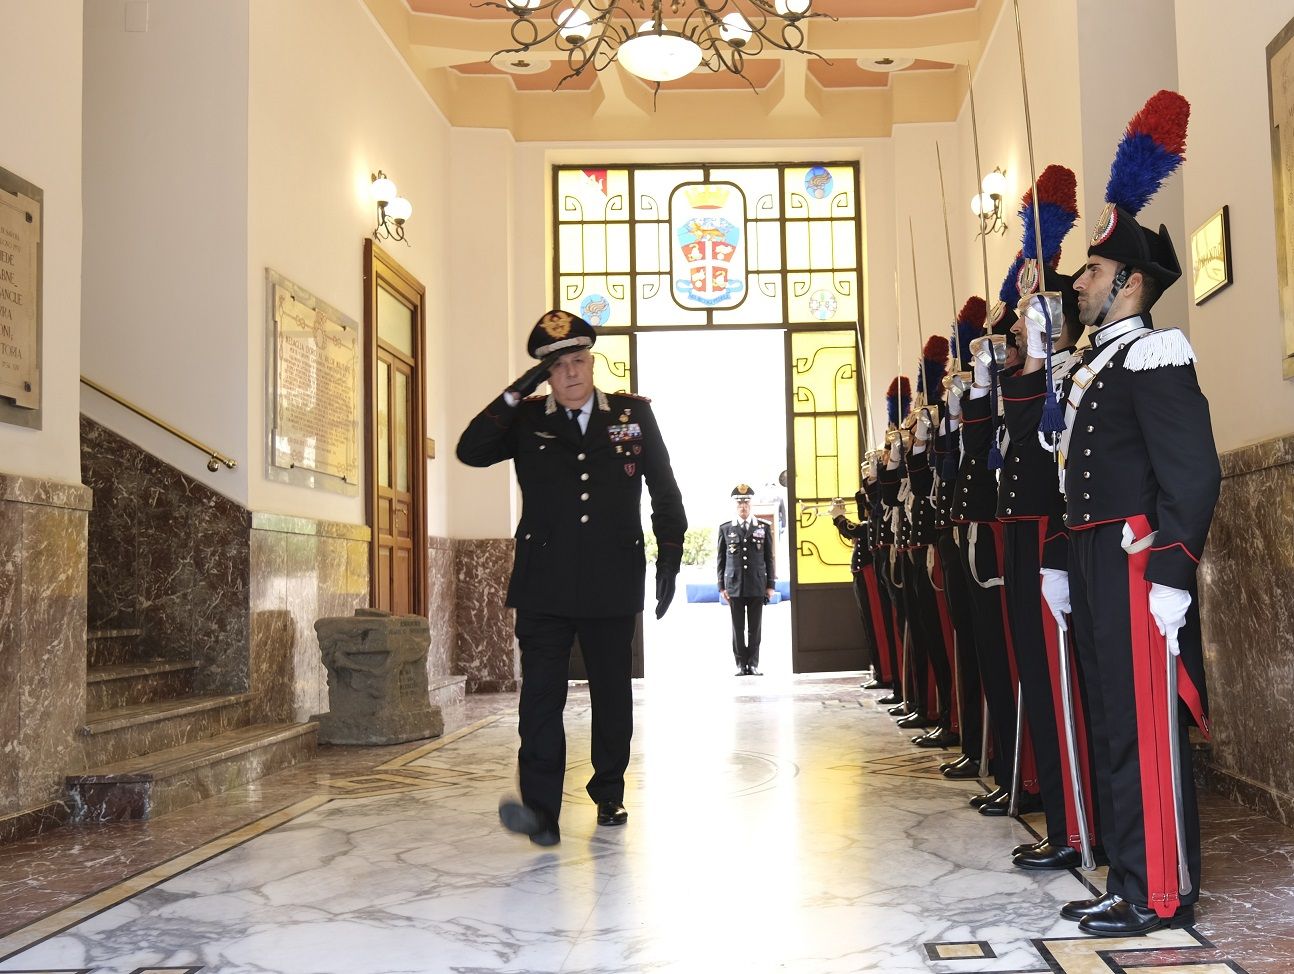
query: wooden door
[{"left": 365, "top": 241, "right": 427, "bottom": 616}]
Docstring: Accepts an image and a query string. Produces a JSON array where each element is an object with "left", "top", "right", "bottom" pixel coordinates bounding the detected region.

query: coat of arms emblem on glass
[{"left": 670, "top": 182, "right": 747, "bottom": 309}]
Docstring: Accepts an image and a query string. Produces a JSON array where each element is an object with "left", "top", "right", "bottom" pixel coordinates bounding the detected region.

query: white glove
[
  {"left": 1039, "top": 568, "right": 1071, "bottom": 631},
  {"left": 1024, "top": 311, "right": 1048, "bottom": 360},
  {"left": 946, "top": 389, "right": 963, "bottom": 420},
  {"left": 914, "top": 410, "right": 932, "bottom": 442},
  {"left": 1148, "top": 582, "right": 1191, "bottom": 656},
  {"left": 973, "top": 356, "right": 991, "bottom": 389},
  {"left": 888, "top": 438, "right": 902, "bottom": 464},
  {"left": 828, "top": 499, "right": 847, "bottom": 519}
]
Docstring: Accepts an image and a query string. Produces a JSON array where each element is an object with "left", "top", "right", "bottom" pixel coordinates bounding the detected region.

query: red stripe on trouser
[
  {"left": 931, "top": 552, "right": 960, "bottom": 734},
  {"left": 1036, "top": 522, "right": 1096, "bottom": 852},
  {"left": 991, "top": 521, "right": 1039, "bottom": 793},
  {"left": 1124, "top": 513, "right": 1206, "bottom": 918},
  {"left": 862, "top": 565, "right": 893, "bottom": 683}
]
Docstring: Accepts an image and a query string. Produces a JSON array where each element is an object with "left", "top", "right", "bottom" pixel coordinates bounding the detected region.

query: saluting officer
[
  {"left": 1055, "top": 90, "right": 1220, "bottom": 938},
  {"left": 457, "top": 310, "right": 687, "bottom": 847},
  {"left": 717, "top": 484, "right": 775, "bottom": 676}
]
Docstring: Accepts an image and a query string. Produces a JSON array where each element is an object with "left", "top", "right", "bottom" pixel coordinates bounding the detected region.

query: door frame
[{"left": 363, "top": 239, "right": 428, "bottom": 616}]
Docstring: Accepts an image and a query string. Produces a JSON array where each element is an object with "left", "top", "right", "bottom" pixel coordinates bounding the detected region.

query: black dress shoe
[
  {"left": 969, "top": 785, "right": 1008, "bottom": 808},
  {"left": 887, "top": 702, "right": 913, "bottom": 717},
  {"left": 1012, "top": 838, "right": 1046, "bottom": 857},
  {"left": 896, "top": 712, "right": 936, "bottom": 729},
  {"left": 942, "top": 760, "right": 982, "bottom": 779},
  {"left": 1060, "top": 891, "right": 1121, "bottom": 921},
  {"left": 498, "top": 799, "right": 560, "bottom": 847},
  {"left": 939, "top": 754, "right": 972, "bottom": 772},
  {"left": 1013, "top": 839, "right": 1081, "bottom": 870},
  {"left": 877, "top": 693, "right": 902, "bottom": 706},
  {"left": 736, "top": 666, "right": 748, "bottom": 676},
  {"left": 914, "top": 729, "right": 959, "bottom": 749},
  {"left": 747, "top": 667, "right": 763, "bottom": 676},
  {"left": 978, "top": 790, "right": 1011, "bottom": 816},
  {"left": 1079, "top": 899, "right": 1195, "bottom": 937},
  {"left": 861, "top": 678, "right": 889, "bottom": 690},
  {"left": 596, "top": 801, "right": 628, "bottom": 827}
]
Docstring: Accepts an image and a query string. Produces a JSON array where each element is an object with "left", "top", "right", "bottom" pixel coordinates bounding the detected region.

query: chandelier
[{"left": 483, "top": 0, "right": 830, "bottom": 88}]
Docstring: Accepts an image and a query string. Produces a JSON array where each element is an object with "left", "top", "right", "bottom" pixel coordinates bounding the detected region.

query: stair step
[
  {"left": 87, "top": 628, "right": 145, "bottom": 667},
  {"left": 87, "top": 661, "right": 199, "bottom": 710},
  {"left": 79, "top": 692, "right": 253, "bottom": 768},
  {"left": 67, "top": 722, "right": 318, "bottom": 822}
]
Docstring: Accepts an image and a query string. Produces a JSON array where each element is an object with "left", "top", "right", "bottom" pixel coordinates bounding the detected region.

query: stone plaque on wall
[
  {"left": 0, "top": 167, "right": 42, "bottom": 429},
  {"left": 266, "top": 269, "right": 360, "bottom": 496}
]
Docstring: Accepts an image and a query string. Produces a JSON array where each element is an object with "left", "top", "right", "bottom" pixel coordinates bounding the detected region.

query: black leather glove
[
  {"left": 654, "top": 545, "right": 681, "bottom": 619},
  {"left": 506, "top": 353, "right": 560, "bottom": 399}
]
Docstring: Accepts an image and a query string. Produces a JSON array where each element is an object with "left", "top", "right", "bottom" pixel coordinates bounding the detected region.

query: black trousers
[
  {"left": 873, "top": 549, "right": 901, "bottom": 685},
  {"left": 850, "top": 573, "right": 878, "bottom": 672},
  {"left": 1003, "top": 520, "right": 1070, "bottom": 844},
  {"left": 515, "top": 610, "right": 636, "bottom": 824},
  {"left": 729, "top": 596, "right": 764, "bottom": 667},
  {"left": 958, "top": 523, "right": 1016, "bottom": 788},
  {"left": 937, "top": 528, "right": 982, "bottom": 760},
  {"left": 903, "top": 547, "right": 953, "bottom": 726},
  {"left": 1069, "top": 524, "right": 1202, "bottom": 909}
]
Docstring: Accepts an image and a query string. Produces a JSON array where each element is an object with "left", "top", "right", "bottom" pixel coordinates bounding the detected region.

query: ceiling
[{"left": 363, "top": 0, "right": 999, "bottom": 141}]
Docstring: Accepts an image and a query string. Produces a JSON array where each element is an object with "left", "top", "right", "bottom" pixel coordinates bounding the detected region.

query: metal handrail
[{"left": 80, "top": 376, "right": 238, "bottom": 472}]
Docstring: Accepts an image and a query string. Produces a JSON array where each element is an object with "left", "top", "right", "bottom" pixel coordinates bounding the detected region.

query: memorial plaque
[
  {"left": 267, "top": 270, "right": 360, "bottom": 494},
  {"left": 0, "top": 186, "right": 40, "bottom": 412}
]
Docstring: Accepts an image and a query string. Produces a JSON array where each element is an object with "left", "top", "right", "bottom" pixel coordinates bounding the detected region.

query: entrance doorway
[{"left": 635, "top": 329, "right": 790, "bottom": 680}]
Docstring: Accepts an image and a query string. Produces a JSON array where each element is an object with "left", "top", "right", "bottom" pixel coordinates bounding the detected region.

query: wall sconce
[
  {"left": 370, "top": 171, "right": 412, "bottom": 244},
  {"left": 970, "top": 167, "right": 1008, "bottom": 237}
]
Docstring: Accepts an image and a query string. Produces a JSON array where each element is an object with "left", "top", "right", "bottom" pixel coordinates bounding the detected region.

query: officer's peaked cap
[
  {"left": 731, "top": 484, "right": 755, "bottom": 498},
  {"left": 528, "top": 309, "right": 597, "bottom": 360}
]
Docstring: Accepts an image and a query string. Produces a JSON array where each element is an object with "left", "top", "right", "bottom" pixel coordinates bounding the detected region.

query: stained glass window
[{"left": 552, "top": 164, "right": 863, "bottom": 585}]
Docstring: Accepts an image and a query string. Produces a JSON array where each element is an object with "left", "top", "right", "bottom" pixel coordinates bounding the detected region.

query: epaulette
[
  {"left": 1123, "top": 328, "right": 1196, "bottom": 372},
  {"left": 614, "top": 391, "right": 653, "bottom": 404}
]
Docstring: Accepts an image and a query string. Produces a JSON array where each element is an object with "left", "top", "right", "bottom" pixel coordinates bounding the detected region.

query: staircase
[{"left": 68, "top": 628, "right": 317, "bottom": 822}]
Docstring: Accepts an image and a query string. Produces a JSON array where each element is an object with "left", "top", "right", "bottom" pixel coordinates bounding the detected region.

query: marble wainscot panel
[
  {"left": 452, "top": 538, "right": 517, "bottom": 692},
  {"left": 427, "top": 536, "right": 466, "bottom": 730},
  {"left": 81, "top": 417, "right": 251, "bottom": 694},
  {"left": 249, "top": 514, "right": 369, "bottom": 724},
  {"left": 1197, "top": 433, "right": 1294, "bottom": 825},
  {"left": 0, "top": 473, "right": 92, "bottom": 840}
]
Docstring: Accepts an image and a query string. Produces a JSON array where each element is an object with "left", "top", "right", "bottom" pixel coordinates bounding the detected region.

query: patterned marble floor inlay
[{"left": 0, "top": 679, "right": 1273, "bottom": 973}]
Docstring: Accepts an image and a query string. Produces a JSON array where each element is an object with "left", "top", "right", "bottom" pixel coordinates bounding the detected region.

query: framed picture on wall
[
  {"left": 1266, "top": 14, "right": 1294, "bottom": 379},
  {"left": 1190, "top": 206, "right": 1232, "bottom": 305}
]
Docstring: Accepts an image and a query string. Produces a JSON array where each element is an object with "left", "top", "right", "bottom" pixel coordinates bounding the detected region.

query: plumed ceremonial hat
[
  {"left": 920, "top": 336, "right": 949, "bottom": 402},
  {"left": 886, "top": 376, "right": 911, "bottom": 427},
  {"left": 527, "top": 309, "right": 597, "bottom": 360},
  {"left": 951, "top": 296, "right": 987, "bottom": 365},
  {"left": 1013, "top": 165, "right": 1080, "bottom": 303},
  {"left": 1088, "top": 90, "right": 1190, "bottom": 292}
]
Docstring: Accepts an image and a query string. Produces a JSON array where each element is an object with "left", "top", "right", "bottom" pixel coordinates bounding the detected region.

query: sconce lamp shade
[
  {"left": 385, "top": 196, "right": 412, "bottom": 223},
  {"left": 618, "top": 24, "right": 702, "bottom": 82},
  {"left": 971, "top": 193, "right": 993, "bottom": 216},
  {"left": 981, "top": 168, "right": 1007, "bottom": 198},
  {"left": 720, "top": 11, "right": 752, "bottom": 47},
  {"left": 370, "top": 174, "right": 397, "bottom": 205}
]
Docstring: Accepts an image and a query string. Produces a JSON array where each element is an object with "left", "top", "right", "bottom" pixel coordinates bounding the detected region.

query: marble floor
[{"left": 1, "top": 673, "right": 1292, "bottom": 974}]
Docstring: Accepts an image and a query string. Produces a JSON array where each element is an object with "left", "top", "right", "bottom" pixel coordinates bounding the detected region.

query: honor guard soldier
[
  {"left": 1055, "top": 91, "right": 1220, "bottom": 937},
  {"left": 457, "top": 309, "right": 687, "bottom": 847},
  {"left": 866, "top": 453, "right": 904, "bottom": 706},
  {"left": 717, "top": 484, "right": 775, "bottom": 676}
]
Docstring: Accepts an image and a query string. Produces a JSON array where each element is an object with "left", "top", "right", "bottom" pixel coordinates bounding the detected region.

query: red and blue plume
[
  {"left": 921, "top": 335, "right": 949, "bottom": 397},
  {"left": 999, "top": 249, "right": 1025, "bottom": 307},
  {"left": 1019, "top": 165, "right": 1078, "bottom": 267},
  {"left": 1105, "top": 90, "right": 1189, "bottom": 215},
  {"left": 953, "top": 296, "right": 987, "bottom": 362},
  {"left": 886, "top": 376, "right": 911, "bottom": 426}
]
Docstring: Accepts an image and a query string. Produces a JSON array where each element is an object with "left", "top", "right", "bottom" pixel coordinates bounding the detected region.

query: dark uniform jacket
[
  {"left": 717, "top": 518, "right": 775, "bottom": 598},
  {"left": 903, "top": 448, "right": 943, "bottom": 547},
  {"left": 1061, "top": 315, "right": 1220, "bottom": 591},
  {"left": 456, "top": 389, "right": 687, "bottom": 618},
  {"left": 998, "top": 352, "right": 1076, "bottom": 570},
  {"left": 950, "top": 388, "right": 1001, "bottom": 524},
  {"left": 866, "top": 479, "right": 893, "bottom": 550},
  {"left": 878, "top": 459, "right": 910, "bottom": 548},
  {"left": 930, "top": 415, "right": 961, "bottom": 532},
  {"left": 833, "top": 489, "right": 871, "bottom": 573}
]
